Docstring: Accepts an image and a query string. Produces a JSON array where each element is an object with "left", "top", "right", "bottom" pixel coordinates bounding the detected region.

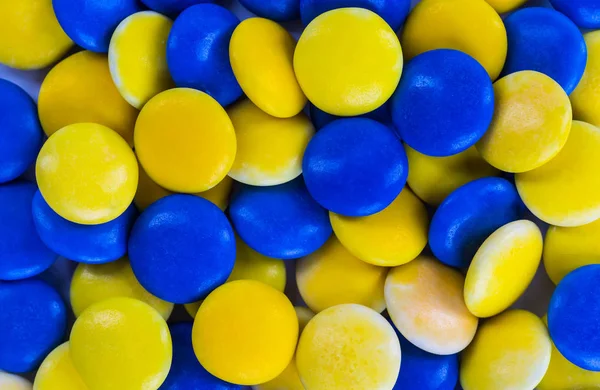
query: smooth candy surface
[
  {"left": 309, "top": 101, "right": 393, "bottom": 131},
  {"left": 392, "top": 49, "right": 494, "bottom": 157},
  {"left": 571, "top": 31, "right": 600, "bottom": 129},
  {"left": 0, "top": 373, "right": 32, "bottom": 390},
  {"left": 484, "top": 0, "right": 527, "bottom": 13},
  {"left": 240, "top": 0, "right": 299, "bottom": 22},
  {"left": 300, "top": 0, "right": 410, "bottom": 30},
  {"left": 549, "top": 0, "right": 600, "bottom": 29},
  {"left": 33, "top": 343, "right": 87, "bottom": 390},
  {"left": 141, "top": 0, "right": 214, "bottom": 17},
  {"left": 294, "top": 8, "right": 402, "bottom": 116}
]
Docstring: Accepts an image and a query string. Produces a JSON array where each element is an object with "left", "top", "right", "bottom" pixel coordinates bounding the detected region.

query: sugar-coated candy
[
  {"left": 193, "top": 280, "right": 298, "bottom": 385},
  {"left": 129, "top": 194, "right": 235, "bottom": 303},
  {"left": 141, "top": 0, "right": 215, "bottom": 17},
  {"left": 0, "top": 372, "right": 32, "bottom": 390},
  {"left": 385, "top": 256, "right": 478, "bottom": 355},
  {"left": 70, "top": 298, "right": 172, "bottom": 389},
  {"left": 392, "top": 49, "right": 493, "bottom": 157},
  {"left": 33, "top": 343, "right": 87, "bottom": 390},
  {"left": 0, "top": 80, "right": 43, "bottom": 184},
  {"left": 294, "top": 8, "right": 402, "bottom": 116},
  {"left": 484, "top": 0, "right": 527, "bottom": 13},
  {"left": 240, "top": 0, "right": 300, "bottom": 22},
  {"left": 0, "top": 279, "right": 66, "bottom": 373},
  {"left": 309, "top": 101, "right": 394, "bottom": 131},
  {"left": 571, "top": 31, "right": 600, "bottom": 129},
  {"left": 303, "top": 118, "right": 407, "bottom": 216},
  {"left": 549, "top": 0, "right": 600, "bottom": 29}
]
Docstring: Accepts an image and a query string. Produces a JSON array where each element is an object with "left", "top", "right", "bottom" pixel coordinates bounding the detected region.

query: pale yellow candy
[
  {"left": 33, "top": 343, "right": 87, "bottom": 390},
  {"left": 571, "top": 31, "right": 600, "bottom": 129},
  {"left": 294, "top": 307, "right": 315, "bottom": 335},
  {"left": 484, "top": 0, "right": 527, "bottom": 13},
  {"left": 0, "top": 372, "right": 32, "bottom": 390}
]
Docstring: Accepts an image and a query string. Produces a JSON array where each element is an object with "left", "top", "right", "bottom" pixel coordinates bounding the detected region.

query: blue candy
[
  {"left": 167, "top": 4, "right": 242, "bottom": 107},
  {"left": 128, "top": 194, "right": 236, "bottom": 304},
  {"left": 141, "top": 0, "right": 215, "bottom": 17},
  {"left": 549, "top": 0, "right": 600, "bottom": 29},
  {"left": 229, "top": 179, "right": 332, "bottom": 259},
  {"left": 309, "top": 101, "right": 395, "bottom": 132},
  {"left": 239, "top": 0, "right": 299, "bottom": 22},
  {"left": 0, "top": 79, "right": 42, "bottom": 183},
  {"left": 429, "top": 177, "right": 526, "bottom": 268},
  {"left": 391, "top": 49, "right": 494, "bottom": 157},
  {"left": 0, "top": 279, "right": 66, "bottom": 373},
  {"left": 503, "top": 7, "right": 587, "bottom": 95},
  {"left": 303, "top": 118, "right": 407, "bottom": 217}
]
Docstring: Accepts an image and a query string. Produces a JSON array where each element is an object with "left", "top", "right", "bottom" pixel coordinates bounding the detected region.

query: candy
[
  {"left": 309, "top": 101, "right": 394, "bottom": 131},
  {"left": 571, "top": 31, "right": 600, "bottom": 129},
  {"left": 484, "top": 0, "right": 527, "bottom": 13},
  {"left": 295, "top": 8, "right": 401, "bottom": 117},
  {"left": 549, "top": 0, "right": 600, "bottom": 29},
  {"left": 33, "top": 343, "right": 87, "bottom": 390},
  {"left": 0, "top": 373, "right": 32, "bottom": 390},
  {"left": 141, "top": 0, "right": 214, "bottom": 17},
  {"left": 240, "top": 0, "right": 300, "bottom": 22},
  {"left": 391, "top": 49, "right": 494, "bottom": 157}
]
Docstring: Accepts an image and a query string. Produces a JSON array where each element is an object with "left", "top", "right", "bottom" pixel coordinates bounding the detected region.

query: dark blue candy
[
  {"left": 229, "top": 179, "right": 332, "bottom": 260},
  {"left": 0, "top": 279, "right": 66, "bottom": 373},
  {"left": 392, "top": 49, "right": 494, "bottom": 157},
  {"left": 141, "top": 0, "right": 215, "bottom": 17},
  {"left": 429, "top": 177, "right": 526, "bottom": 268},
  {"left": 548, "top": 264, "right": 600, "bottom": 371},
  {"left": 503, "top": 7, "right": 587, "bottom": 95},
  {"left": 167, "top": 4, "right": 242, "bottom": 107},
  {"left": 239, "top": 0, "right": 299, "bottom": 21},
  {"left": 128, "top": 194, "right": 236, "bottom": 304},
  {"left": 0, "top": 79, "right": 43, "bottom": 183},
  {"left": 549, "top": 0, "right": 600, "bottom": 29},
  {"left": 309, "top": 101, "right": 395, "bottom": 132},
  {"left": 303, "top": 118, "right": 407, "bottom": 217},
  {"left": 32, "top": 191, "right": 137, "bottom": 264}
]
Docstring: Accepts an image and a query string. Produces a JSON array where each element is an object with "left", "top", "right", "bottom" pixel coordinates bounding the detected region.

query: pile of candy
[{"left": 2, "top": 0, "right": 600, "bottom": 389}]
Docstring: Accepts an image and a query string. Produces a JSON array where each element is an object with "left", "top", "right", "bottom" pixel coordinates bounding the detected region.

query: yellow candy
[
  {"left": 460, "top": 310, "right": 551, "bottom": 390},
  {"left": 516, "top": 121, "right": 600, "bottom": 227},
  {"left": 230, "top": 18, "right": 306, "bottom": 118},
  {"left": 405, "top": 145, "right": 500, "bottom": 206},
  {"left": 109, "top": 11, "right": 173, "bottom": 109},
  {"left": 484, "top": 0, "right": 528, "bottom": 13},
  {"left": 36, "top": 123, "right": 138, "bottom": 225},
  {"left": 294, "top": 8, "right": 402, "bottom": 116},
  {"left": 296, "top": 304, "right": 401, "bottom": 390},
  {"left": 385, "top": 255, "right": 478, "bottom": 355},
  {"left": 193, "top": 280, "right": 298, "bottom": 385},
  {"left": 184, "top": 301, "right": 202, "bottom": 318},
  {"left": 227, "top": 99, "right": 314, "bottom": 186},
  {"left": 135, "top": 88, "right": 236, "bottom": 193},
  {"left": 401, "top": 0, "right": 507, "bottom": 80},
  {"left": 296, "top": 237, "right": 387, "bottom": 313},
  {"left": 70, "top": 298, "right": 172, "bottom": 390},
  {"left": 38, "top": 51, "right": 138, "bottom": 145},
  {"left": 0, "top": 372, "right": 32, "bottom": 390},
  {"left": 294, "top": 307, "right": 315, "bottom": 335},
  {"left": 464, "top": 220, "right": 543, "bottom": 318},
  {"left": 0, "top": 0, "right": 72, "bottom": 69},
  {"left": 34, "top": 343, "right": 87, "bottom": 390},
  {"left": 196, "top": 175, "right": 233, "bottom": 211},
  {"left": 330, "top": 187, "right": 428, "bottom": 267},
  {"left": 571, "top": 31, "right": 600, "bottom": 129}
]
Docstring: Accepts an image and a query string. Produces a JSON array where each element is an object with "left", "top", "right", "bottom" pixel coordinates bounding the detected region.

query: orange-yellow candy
[
  {"left": 0, "top": 372, "right": 32, "bottom": 390},
  {"left": 484, "top": 0, "right": 527, "bottom": 13},
  {"left": 571, "top": 31, "right": 600, "bottom": 129},
  {"left": 33, "top": 342, "right": 87, "bottom": 390}
]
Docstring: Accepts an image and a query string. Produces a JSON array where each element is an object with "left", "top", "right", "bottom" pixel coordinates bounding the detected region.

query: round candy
[
  {"left": 109, "top": 11, "right": 173, "bottom": 109},
  {"left": 303, "top": 118, "right": 407, "bottom": 216},
  {"left": 230, "top": 18, "right": 306, "bottom": 118},
  {"left": 34, "top": 343, "right": 87, "bottom": 390},
  {"left": 166, "top": 4, "right": 242, "bottom": 107},
  {"left": 240, "top": 0, "right": 299, "bottom": 22},
  {"left": 129, "top": 194, "right": 236, "bottom": 303},
  {"left": 193, "top": 280, "right": 298, "bottom": 385},
  {"left": 484, "top": 0, "right": 527, "bottom": 13},
  {"left": 309, "top": 101, "right": 394, "bottom": 131},
  {"left": 70, "top": 297, "right": 172, "bottom": 389},
  {"left": 571, "top": 31, "right": 600, "bottom": 129},
  {"left": 0, "top": 182, "right": 56, "bottom": 280},
  {"left": 38, "top": 50, "right": 138, "bottom": 145},
  {"left": 296, "top": 237, "right": 387, "bottom": 313},
  {"left": 385, "top": 256, "right": 478, "bottom": 355},
  {"left": 330, "top": 187, "right": 428, "bottom": 267},
  {"left": 391, "top": 49, "right": 494, "bottom": 157},
  {"left": 0, "top": 279, "right": 67, "bottom": 373},
  {"left": 135, "top": 88, "right": 236, "bottom": 193},
  {"left": 460, "top": 310, "right": 551, "bottom": 390},
  {"left": 516, "top": 121, "right": 600, "bottom": 227},
  {"left": 0, "top": 79, "right": 42, "bottom": 183},
  {"left": 429, "top": 177, "right": 526, "bottom": 268},
  {"left": 254, "top": 359, "right": 303, "bottom": 390},
  {"left": 464, "top": 220, "right": 543, "bottom": 318},
  {"left": 549, "top": 0, "right": 600, "bottom": 29},
  {"left": 36, "top": 123, "right": 138, "bottom": 225},
  {"left": 227, "top": 99, "right": 314, "bottom": 186},
  {"left": 53, "top": 0, "right": 142, "bottom": 52},
  {"left": 296, "top": 304, "right": 401, "bottom": 389},
  {"left": 0, "top": 373, "right": 32, "bottom": 390},
  {"left": 294, "top": 8, "right": 402, "bottom": 116},
  {"left": 141, "top": 0, "right": 214, "bottom": 17},
  {"left": 401, "top": 0, "right": 507, "bottom": 80},
  {"left": 229, "top": 179, "right": 332, "bottom": 260}
]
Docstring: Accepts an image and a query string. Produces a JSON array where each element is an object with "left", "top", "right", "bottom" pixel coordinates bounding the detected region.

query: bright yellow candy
[
  {"left": 330, "top": 187, "right": 428, "bottom": 267},
  {"left": 484, "top": 0, "right": 527, "bottom": 13},
  {"left": 405, "top": 145, "right": 500, "bottom": 206},
  {"left": 0, "top": 0, "right": 72, "bottom": 69},
  {"left": 230, "top": 18, "right": 306, "bottom": 118},
  {"left": 109, "top": 11, "right": 173, "bottom": 109},
  {"left": 464, "top": 220, "right": 543, "bottom": 318},
  {"left": 294, "top": 8, "right": 402, "bottom": 116},
  {"left": 477, "top": 71, "right": 572, "bottom": 173},
  {"left": 385, "top": 255, "right": 478, "bottom": 355},
  {"left": 33, "top": 343, "right": 87, "bottom": 390},
  {"left": 0, "top": 372, "right": 32, "bottom": 390},
  {"left": 516, "top": 121, "right": 600, "bottom": 227},
  {"left": 460, "top": 310, "right": 551, "bottom": 390},
  {"left": 38, "top": 51, "right": 138, "bottom": 145},
  {"left": 401, "top": 0, "right": 507, "bottom": 80},
  {"left": 193, "top": 280, "right": 298, "bottom": 385},
  {"left": 135, "top": 88, "right": 236, "bottom": 193},
  {"left": 36, "top": 123, "right": 138, "bottom": 225},
  {"left": 571, "top": 31, "right": 600, "bottom": 129},
  {"left": 70, "top": 298, "right": 172, "bottom": 390},
  {"left": 296, "top": 237, "right": 387, "bottom": 313}
]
